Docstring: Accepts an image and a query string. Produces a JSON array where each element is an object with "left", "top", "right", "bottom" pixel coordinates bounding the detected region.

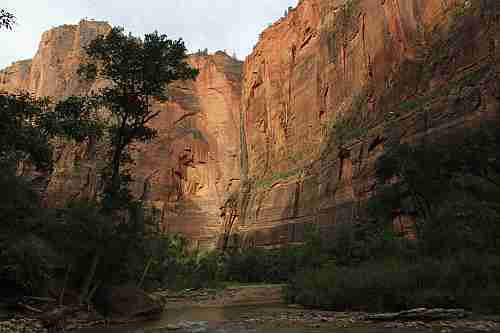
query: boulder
[{"left": 95, "top": 286, "right": 164, "bottom": 318}]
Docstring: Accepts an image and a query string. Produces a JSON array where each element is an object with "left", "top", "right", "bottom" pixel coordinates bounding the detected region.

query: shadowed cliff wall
[{"left": 220, "top": 0, "right": 500, "bottom": 248}]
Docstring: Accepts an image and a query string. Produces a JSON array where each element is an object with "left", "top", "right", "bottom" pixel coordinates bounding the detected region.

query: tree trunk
[
  {"left": 79, "top": 251, "right": 100, "bottom": 304},
  {"left": 110, "top": 146, "right": 123, "bottom": 195},
  {"left": 137, "top": 256, "right": 154, "bottom": 289},
  {"left": 59, "top": 264, "right": 72, "bottom": 306}
]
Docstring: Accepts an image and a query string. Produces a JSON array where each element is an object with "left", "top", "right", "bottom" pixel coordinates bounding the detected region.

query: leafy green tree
[
  {"left": 371, "top": 122, "right": 500, "bottom": 255},
  {"left": 0, "top": 9, "right": 15, "bottom": 30},
  {"left": 43, "top": 95, "right": 104, "bottom": 143},
  {"left": 71, "top": 27, "right": 199, "bottom": 210},
  {"left": 46, "top": 27, "right": 199, "bottom": 300},
  {"left": 0, "top": 93, "right": 54, "bottom": 172},
  {"left": 0, "top": 93, "right": 60, "bottom": 295}
]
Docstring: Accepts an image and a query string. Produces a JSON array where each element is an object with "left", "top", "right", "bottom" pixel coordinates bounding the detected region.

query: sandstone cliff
[
  {"left": 2, "top": 0, "right": 499, "bottom": 249},
  {"left": 0, "top": 21, "right": 243, "bottom": 249},
  {"left": 0, "top": 20, "right": 111, "bottom": 97},
  {"left": 221, "top": 0, "right": 500, "bottom": 248}
]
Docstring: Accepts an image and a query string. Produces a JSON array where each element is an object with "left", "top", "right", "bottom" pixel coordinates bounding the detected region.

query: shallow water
[{"left": 76, "top": 305, "right": 429, "bottom": 333}]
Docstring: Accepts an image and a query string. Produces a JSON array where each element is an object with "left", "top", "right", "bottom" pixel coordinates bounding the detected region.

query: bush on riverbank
[{"left": 285, "top": 253, "right": 500, "bottom": 313}]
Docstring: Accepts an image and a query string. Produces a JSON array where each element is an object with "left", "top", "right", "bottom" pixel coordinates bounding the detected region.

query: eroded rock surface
[
  {"left": 221, "top": 0, "right": 500, "bottom": 247},
  {"left": 2, "top": 0, "right": 500, "bottom": 248}
]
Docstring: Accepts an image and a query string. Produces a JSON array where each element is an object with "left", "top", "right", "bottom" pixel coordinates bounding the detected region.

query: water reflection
[
  {"left": 77, "top": 305, "right": 284, "bottom": 333},
  {"left": 76, "top": 305, "right": 431, "bottom": 333}
]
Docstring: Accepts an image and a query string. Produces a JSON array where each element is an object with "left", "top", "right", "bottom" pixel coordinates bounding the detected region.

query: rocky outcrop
[
  {"left": 0, "top": 20, "right": 110, "bottom": 97},
  {"left": 222, "top": 0, "right": 500, "bottom": 248},
  {"left": 94, "top": 285, "right": 163, "bottom": 318},
  {"left": 0, "top": 21, "right": 243, "bottom": 249}
]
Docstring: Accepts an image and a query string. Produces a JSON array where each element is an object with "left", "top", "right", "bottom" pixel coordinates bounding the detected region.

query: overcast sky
[{"left": 0, "top": 0, "right": 297, "bottom": 68}]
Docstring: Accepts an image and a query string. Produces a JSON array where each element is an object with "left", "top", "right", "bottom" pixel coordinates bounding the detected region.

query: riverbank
[
  {"left": 85, "top": 285, "right": 500, "bottom": 333},
  {"left": 154, "top": 284, "right": 284, "bottom": 308},
  {"left": 78, "top": 304, "right": 500, "bottom": 333},
  {"left": 4, "top": 285, "right": 500, "bottom": 333}
]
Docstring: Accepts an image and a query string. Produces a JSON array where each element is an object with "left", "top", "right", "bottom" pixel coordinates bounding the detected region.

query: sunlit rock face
[
  {"left": 131, "top": 52, "right": 243, "bottom": 249},
  {"left": 0, "top": 20, "right": 111, "bottom": 97},
  {"left": 0, "top": 21, "right": 243, "bottom": 249},
  {"left": 220, "top": 0, "right": 500, "bottom": 248},
  {"left": 0, "top": 20, "right": 112, "bottom": 205},
  {"left": 2, "top": 0, "right": 500, "bottom": 249}
]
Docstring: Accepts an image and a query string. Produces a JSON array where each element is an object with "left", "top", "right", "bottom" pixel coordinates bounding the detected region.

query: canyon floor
[
  {"left": 73, "top": 285, "right": 500, "bottom": 333},
  {"left": 2, "top": 285, "right": 500, "bottom": 333}
]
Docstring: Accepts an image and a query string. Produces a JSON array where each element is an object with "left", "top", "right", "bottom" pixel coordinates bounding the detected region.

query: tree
[
  {"left": 50, "top": 27, "right": 199, "bottom": 300},
  {"left": 65, "top": 27, "right": 198, "bottom": 210},
  {"left": 0, "top": 93, "right": 59, "bottom": 295},
  {"left": 0, "top": 9, "right": 16, "bottom": 30},
  {"left": 0, "top": 93, "right": 53, "bottom": 172},
  {"left": 370, "top": 121, "right": 500, "bottom": 256}
]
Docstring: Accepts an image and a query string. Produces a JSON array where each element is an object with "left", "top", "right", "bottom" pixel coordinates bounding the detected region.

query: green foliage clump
[
  {"left": 255, "top": 169, "right": 301, "bottom": 188},
  {"left": 398, "top": 99, "right": 420, "bottom": 113},
  {"left": 330, "top": 117, "right": 369, "bottom": 147},
  {"left": 191, "top": 129, "right": 207, "bottom": 142},
  {"left": 222, "top": 247, "right": 303, "bottom": 284},
  {"left": 0, "top": 93, "right": 54, "bottom": 171},
  {"left": 286, "top": 254, "right": 500, "bottom": 313},
  {"left": 195, "top": 48, "right": 209, "bottom": 56},
  {"left": 455, "top": 66, "right": 490, "bottom": 87}
]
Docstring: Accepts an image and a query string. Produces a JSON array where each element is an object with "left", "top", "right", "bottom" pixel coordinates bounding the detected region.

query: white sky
[{"left": 0, "top": 0, "right": 297, "bottom": 68}]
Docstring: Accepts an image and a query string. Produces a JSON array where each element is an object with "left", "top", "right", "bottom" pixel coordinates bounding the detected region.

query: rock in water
[{"left": 367, "top": 308, "right": 469, "bottom": 321}]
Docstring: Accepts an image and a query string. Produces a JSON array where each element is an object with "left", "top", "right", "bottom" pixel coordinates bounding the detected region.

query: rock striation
[
  {"left": 220, "top": 0, "right": 500, "bottom": 248},
  {"left": 0, "top": 20, "right": 111, "bottom": 97},
  {"left": 0, "top": 20, "right": 243, "bottom": 249},
  {"left": 2, "top": 0, "right": 500, "bottom": 249},
  {"left": 130, "top": 52, "right": 242, "bottom": 248}
]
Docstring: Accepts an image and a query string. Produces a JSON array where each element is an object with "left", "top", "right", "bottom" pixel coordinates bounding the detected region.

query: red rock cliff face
[
  {"left": 131, "top": 53, "right": 242, "bottom": 248},
  {"left": 2, "top": 1, "right": 499, "bottom": 249},
  {"left": 0, "top": 20, "right": 111, "bottom": 97},
  {"left": 1, "top": 20, "right": 112, "bottom": 202},
  {"left": 223, "top": 0, "right": 500, "bottom": 248},
  {"left": 0, "top": 21, "right": 243, "bottom": 249}
]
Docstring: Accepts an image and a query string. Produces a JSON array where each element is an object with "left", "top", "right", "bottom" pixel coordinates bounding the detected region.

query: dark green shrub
[
  {"left": 286, "top": 254, "right": 500, "bottom": 313},
  {"left": 0, "top": 235, "right": 58, "bottom": 294}
]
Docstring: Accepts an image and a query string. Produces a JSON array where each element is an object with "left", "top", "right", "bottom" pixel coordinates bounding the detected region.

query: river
[{"left": 76, "top": 304, "right": 434, "bottom": 333}]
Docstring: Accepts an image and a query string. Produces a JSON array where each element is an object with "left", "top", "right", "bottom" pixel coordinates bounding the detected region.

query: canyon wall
[
  {"left": 221, "top": 0, "right": 500, "bottom": 248},
  {"left": 0, "top": 20, "right": 243, "bottom": 249},
  {"left": 2, "top": 0, "right": 499, "bottom": 249}
]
